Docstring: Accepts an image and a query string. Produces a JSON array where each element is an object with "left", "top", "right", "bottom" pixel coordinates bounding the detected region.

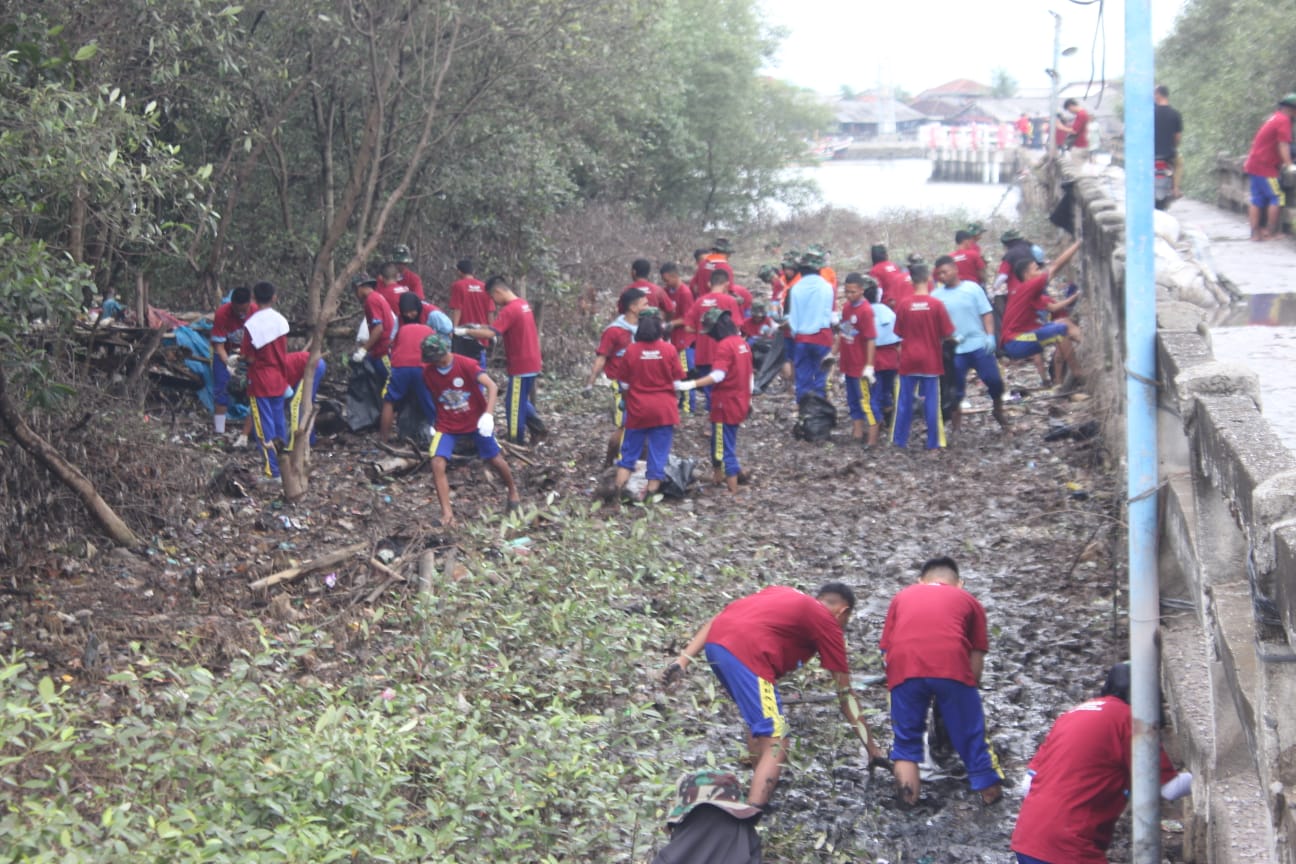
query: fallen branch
[
  {"left": 418, "top": 549, "right": 437, "bottom": 595},
  {"left": 366, "top": 455, "right": 424, "bottom": 479},
  {"left": 368, "top": 557, "right": 406, "bottom": 582},
  {"left": 501, "top": 441, "right": 537, "bottom": 466},
  {"left": 249, "top": 542, "right": 367, "bottom": 590}
]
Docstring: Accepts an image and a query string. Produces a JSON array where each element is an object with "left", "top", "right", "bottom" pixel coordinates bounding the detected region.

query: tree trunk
[{"left": 0, "top": 364, "right": 140, "bottom": 548}]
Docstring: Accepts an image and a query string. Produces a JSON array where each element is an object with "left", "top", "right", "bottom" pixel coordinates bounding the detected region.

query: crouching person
[{"left": 420, "top": 333, "right": 520, "bottom": 526}]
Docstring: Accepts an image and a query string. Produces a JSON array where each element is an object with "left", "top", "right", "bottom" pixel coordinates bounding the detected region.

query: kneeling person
[{"left": 420, "top": 333, "right": 520, "bottom": 526}]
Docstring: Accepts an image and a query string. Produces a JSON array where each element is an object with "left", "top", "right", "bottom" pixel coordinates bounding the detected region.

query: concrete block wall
[{"left": 1030, "top": 159, "right": 1296, "bottom": 862}]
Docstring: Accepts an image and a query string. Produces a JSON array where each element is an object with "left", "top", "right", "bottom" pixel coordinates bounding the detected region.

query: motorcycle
[{"left": 1155, "top": 159, "right": 1174, "bottom": 210}]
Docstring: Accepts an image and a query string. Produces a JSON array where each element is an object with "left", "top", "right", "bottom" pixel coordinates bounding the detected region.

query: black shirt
[{"left": 1154, "top": 103, "right": 1183, "bottom": 160}]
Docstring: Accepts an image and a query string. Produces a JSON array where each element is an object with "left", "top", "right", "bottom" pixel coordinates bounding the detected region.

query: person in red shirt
[
  {"left": 448, "top": 258, "right": 495, "bottom": 365},
  {"left": 891, "top": 264, "right": 954, "bottom": 449},
  {"left": 458, "top": 276, "right": 544, "bottom": 444},
  {"left": 621, "top": 259, "right": 675, "bottom": 317},
  {"left": 1002, "top": 240, "right": 1082, "bottom": 386},
  {"left": 241, "top": 281, "right": 291, "bottom": 478},
  {"left": 378, "top": 293, "right": 439, "bottom": 443},
  {"left": 676, "top": 308, "right": 751, "bottom": 494},
  {"left": 586, "top": 288, "right": 647, "bottom": 465},
  {"left": 685, "top": 270, "right": 742, "bottom": 410},
  {"left": 420, "top": 333, "right": 520, "bottom": 526},
  {"left": 1016, "top": 112, "right": 1031, "bottom": 146},
  {"left": 778, "top": 253, "right": 801, "bottom": 382},
  {"left": 837, "top": 274, "right": 878, "bottom": 444},
  {"left": 949, "top": 229, "right": 988, "bottom": 286},
  {"left": 388, "top": 244, "right": 424, "bottom": 299},
  {"left": 1011, "top": 663, "right": 1192, "bottom": 864},
  {"left": 1055, "top": 98, "right": 1091, "bottom": 156},
  {"left": 880, "top": 556, "right": 1004, "bottom": 807},
  {"left": 869, "top": 244, "right": 914, "bottom": 309},
  {"left": 1243, "top": 94, "right": 1296, "bottom": 240},
  {"left": 209, "top": 285, "right": 257, "bottom": 437},
  {"left": 664, "top": 583, "right": 887, "bottom": 808},
  {"left": 613, "top": 311, "right": 681, "bottom": 499},
  {"left": 738, "top": 300, "right": 777, "bottom": 342},
  {"left": 351, "top": 273, "right": 397, "bottom": 386},
  {"left": 282, "top": 349, "right": 326, "bottom": 451},
  {"left": 659, "top": 262, "right": 697, "bottom": 415},
  {"left": 688, "top": 238, "right": 736, "bottom": 304}
]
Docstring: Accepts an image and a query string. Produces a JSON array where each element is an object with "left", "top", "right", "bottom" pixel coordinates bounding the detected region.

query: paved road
[{"left": 1167, "top": 197, "right": 1296, "bottom": 296}]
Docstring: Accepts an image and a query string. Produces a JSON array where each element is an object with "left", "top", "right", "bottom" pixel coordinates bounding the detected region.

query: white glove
[
  {"left": 830, "top": 311, "right": 841, "bottom": 326},
  {"left": 674, "top": 380, "right": 696, "bottom": 392},
  {"left": 1161, "top": 771, "right": 1192, "bottom": 801},
  {"left": 351, "top": 348, "right": 368, "bottom": 363},
  {"left": 985, "top": 333, "right": 999, "bottom": 354},
  {"left": 453, "top": 326, "right": 470, "bottom": 337},
  {"left": 224, "top": 355, "right": 239, "bottom": 374},
  {"left": 283, "top": 385, "right": 295, "bottom": 399},
  {"left": 863, "top": 365, "right": 875, "bottom": 385},
  {"left": 477, "top": 413, "right": 495, "bottom": 436}
]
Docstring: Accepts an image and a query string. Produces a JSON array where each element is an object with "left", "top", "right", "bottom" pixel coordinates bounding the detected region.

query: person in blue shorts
[
  {"left": 420, "top": 333, "right": 520, "bottom": 526},
  {"left": 1000, "top": 240, "right": 1083, "bottom": 388},
  {"left": 931, "top": 255, "right": 1009, "bottom": 433}
]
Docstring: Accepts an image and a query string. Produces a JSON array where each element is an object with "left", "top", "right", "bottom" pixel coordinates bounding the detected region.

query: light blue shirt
[
  {"left": 871, "top": 301, "right": 900, "bottom": 347},
  {"left": 931, "top": 280, "right": 994, "bottom": 354},
  {"left": 787, "top": 273, "right": 834, "bottom": 335}
]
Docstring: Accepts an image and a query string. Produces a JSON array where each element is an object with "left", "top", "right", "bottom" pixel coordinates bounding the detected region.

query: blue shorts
[
  {"left": 704, "top": 643, "right": 789, "bottom": 739},
  {"left": 618, "top": 425, "right": 673, "bottom": 480},
  {"left": 211, "top": 356, "right": 233, "bottom": 407},
  {"left": 1002, "top": 322, "right": 1068, "bottom": 360},
  {"left": 889, "top": 676, "right": 1004, "bottom": 791},
  {"left": 844, "top": 376, "right": 876, "bottom": 423},
  {"left": 383, "top": 366, "right": 424, "bottom": 403},
  {"left": 428, "top": 428, "right": 501, "bottom": 461},
  {"left": 1250, "top": 173, "right": 1285, "bottom": 208}
]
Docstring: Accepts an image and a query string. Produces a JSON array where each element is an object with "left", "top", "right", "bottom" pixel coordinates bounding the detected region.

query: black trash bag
[
  {"left": 345, "top": 361, "right": 385, "bottom": 432},
  {"left": 939, "top": 340, "right": 959, "bottom": 421},
  {"left": 792, "top": 393, "right": 837, "bottom": 442},
  {"left": 1049, "top": 180, "right": 1076, "bottom": 235},
  {"left": 659, "top": 454, "right": 698, "bottom": 499},
  {"left": 751, "top": 333, "right": 786, "bottom": 393},
  {"left": 651, "top": 806, "right": 761, "bottom": 864},
  {"left": 395, "top": 398, "right": 433, "bottom": 448}
]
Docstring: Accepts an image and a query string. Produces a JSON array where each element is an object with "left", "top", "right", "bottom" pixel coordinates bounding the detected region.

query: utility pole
[{"left": 1048, "top": 10, "right": 1062, "bottom": 161}]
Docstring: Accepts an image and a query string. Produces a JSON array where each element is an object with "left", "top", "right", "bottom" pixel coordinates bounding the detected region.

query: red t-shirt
[
  {"left": 374, "top": 280, "right": 407, "bottom": 317},
  {"left": 690, "top": 291, "right": 741, "bottom": 366},
  {"left": 951, "top": 249, "right": 986, "bottom": 285},
  {"left": 1011, "top": 696, "right": 1178, "bottom": 863},
  {"left": 491, "top": 297, "right": 542, "bottom": 376},
  {"left": 363, "top": 291, "right": 397, "bottom": 358},
  {"left": 389, "top": 322, "right": 434, "bottom": 368},
  {"left": 688, "top": 255, "right": 735, "bottom": 300},
  {"left": 892, "top": 295, "right": 954, "bottom": 376},
  {"left": 1071, "top": 108, "right": 1090, "bottom": 148},
  {"left": 449, "top": 277, "right": 495, "bottom": 347},
  {"left": 284, "top": 351, "right": 311, "bottom": 387},
  {"left": 870, "top": 261, "right": 912, "bottom": 307},
  {"left": 240, "top": 311, "right": 289, "bottom": 399},
  {"left": 739, "top": 316, "right": 776, "bottom": 340},
  {"left": 874, "top": 344, "right": 901, "bottom": 372},
  {"left": 398, "top": 267, "right": 425, "bottom": 300},
  {"left": 211, "top": 302, "right": 258, "bottom": 351},
  {"left": 596, "top": 319, "right": 636, "bottom": 381},
  {"left": 421, "top": 354, "right": 488, "bottom": 435},
  {"left": 709, "top": 334, "right": 752, "bottom": 425},
  {"left": 837, "top": 300, "right": 877, "bottom": 377},
  {"left": 730, "top": 283, "right": 753, "bottom": 320},
  {"left": 770, "top": 275, "right": 788, "bottom": 304},
  {"left": 418, "top": 301, "right": 445, "bottom": 326},
  {"left": 618, "top": 340, "right": 682, "bottom": 428},
  {"left": 879, "top": 582, "right": 988, "bottom": 689},
  {"left": 623, "top": 280, "right": 676, "bottom": 317},
  {"left": 1002, "top": 272, "right": 1051, "bottom": 343},
  {"left": 1244, "top": 110, "right": 1294, "bottom": 177},
  {"left": 664, "top": 283, "right": 695, "bottom": 350},
  {"left": 706, "top": 586, "right": 849, "bottom": 682}
]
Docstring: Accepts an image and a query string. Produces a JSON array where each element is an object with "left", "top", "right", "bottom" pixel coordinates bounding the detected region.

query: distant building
[
  {"left": 914, "top": 79, "right": 994, "bottom": 102},
  {"left": 832, "top": 94, "right": 929, "bottom": 139}
]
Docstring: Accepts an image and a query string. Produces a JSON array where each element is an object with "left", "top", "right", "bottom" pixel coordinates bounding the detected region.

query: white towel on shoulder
[{"left": 244, "top": 309, "right": 290, "bottom": 349}]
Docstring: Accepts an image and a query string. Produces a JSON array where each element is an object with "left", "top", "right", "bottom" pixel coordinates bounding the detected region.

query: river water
[{"left": 805, "top": 157, "right": 1020, "bottom": 219}]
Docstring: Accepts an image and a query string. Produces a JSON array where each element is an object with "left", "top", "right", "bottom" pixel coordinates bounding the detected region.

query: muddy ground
[{"left": 0, "top": 345, "right": 1186, "bottom": 861}]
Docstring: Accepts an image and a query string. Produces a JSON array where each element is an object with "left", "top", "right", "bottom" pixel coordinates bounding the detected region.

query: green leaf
[
  {"left": 37, "top": 676, "right": 55, "bottom": 703},
  {"left": 73, "top": 44, "right": 98, "bottom": 62}
]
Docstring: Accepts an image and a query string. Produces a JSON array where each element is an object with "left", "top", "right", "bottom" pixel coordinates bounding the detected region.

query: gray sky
[{"left": 759, "top": 0, "right": 1189, "bottom": 96}]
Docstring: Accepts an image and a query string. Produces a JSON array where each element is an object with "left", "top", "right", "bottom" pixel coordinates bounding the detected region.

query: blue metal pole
[{"left": 1124, "top": 1, "right": 1160, "bottom": 861}]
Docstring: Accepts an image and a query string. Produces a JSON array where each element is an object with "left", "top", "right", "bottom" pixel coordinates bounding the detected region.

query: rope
[{"left": 1124, "top": 364, "right": 1160, "bottom": 389}]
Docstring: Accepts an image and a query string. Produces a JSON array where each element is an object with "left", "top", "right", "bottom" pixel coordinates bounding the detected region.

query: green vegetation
[{"left": 1157, "top": 0, "right": 1296, "bottom": 197}]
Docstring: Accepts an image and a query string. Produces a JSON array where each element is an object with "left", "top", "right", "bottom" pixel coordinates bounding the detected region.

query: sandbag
[{"left": 792, "top": 393, "right": 836, "bottom": 442}]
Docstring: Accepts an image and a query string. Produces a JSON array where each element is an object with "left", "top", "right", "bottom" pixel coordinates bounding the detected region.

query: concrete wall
[
  {"left": 1215, "top": 154, "right": 1293, "bottom": 233},
  {"left": 1031, "top": 159, "right": 1296, "bottom": 863}
]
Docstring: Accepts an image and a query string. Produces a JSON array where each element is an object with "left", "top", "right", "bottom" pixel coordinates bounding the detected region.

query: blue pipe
[{"left": 1124, "top": 1, "right": 1160, "bottom": 861}]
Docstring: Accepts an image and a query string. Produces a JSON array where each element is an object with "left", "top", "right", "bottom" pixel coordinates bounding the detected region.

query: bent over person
[{"left": 665, "top": 583, "right": 887, "bottom": 809}]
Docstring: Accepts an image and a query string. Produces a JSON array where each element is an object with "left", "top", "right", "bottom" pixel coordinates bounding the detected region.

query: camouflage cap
[
  {"left": 781, "top": 250, "right": 801, "bottom": 268},
  {"left": 351, "top": 272, "right": 377, "bottom": 290},
  {"left": 421, "top": 332, "right": 451, "bottom": 362},
  {"left": 966, "top": 221, "right": 985, "bottom": 236},
  {"left": 750, "top": 299, "right": 768, "bottom": 316},
  {"left": 756, "top": 264, "right": 776, "bottom": 282},
  {"left": 701, "top": 306, "right": 731, "bottom": 331},
  {"left": 638, "top": 305, "right": 662, "bottom": 318},
  {"left": 906, "top": 253, "right": 925, "bottom": 266},
  {"left": 798, "top": 248, "right": 826, "bottom": 270},
  {"left": 1000, "top": 229, "right": 1023, "bottom": 244},
  {"left": 390, "top": 244, "right": 414, "bottom": 264},
  {"left": 711, "top": 237, "right": 735, "bottom": 255},
  {"left": 665, "top": 770, "right": 762, "bottom": 826}
]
